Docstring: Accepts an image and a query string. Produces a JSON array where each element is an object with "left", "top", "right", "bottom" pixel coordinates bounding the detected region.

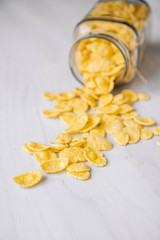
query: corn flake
[
  {"left": 134, "top": 116, "right": 155, "bottom": 126},
  {"left": 84, "top": 146, "right": 107, "bottom": 167},
  {"left": 115, "top": 131, "right": 129, "bottom": 145},
  {"left": 49, "top": 143, "right": 68, "bottom": 152},
  {"left": 59, "top": 147, "right": 86, "bottom": 163},
  {"left": 87, "top": 134, "right": 112, "bottom": 151},
  {"left": 60, "top": 112, "right": 76, "bottom": 126},
  {"left": 137, "top": 93, "right": 150, "bottom": 101},
  {"left": 34, "top": 149, "right": 57, "bottom": 163},
  {"left": 13, "top": 171, "right": 43, "bottom": 188},
  {"left": 121, "top": 111, "right": 138, "bottom": 120},
  {"left": 124, "top": 127, "right": 140, "bottom": 144},
  {"left": 99, "top": 93, "right": 113, "bottom": 107},
  {"left": 122, "top": 89, "right": 137, "bottom": 102},
  {"left": 82, "top": 133, "right": 90, "bottom": 139},
  {"left": 66, "top": 163, "right": 90, "bottom": 172},
  {"left": 98, "top": 104, "right": 119, "bottom": 114},
  {"left": 67, "top": 171, "right": 90, "bottom": 180},
  {"left": 54, "top": 102, "right": 73, "bottom": 112},
  {"left": 56, "top": 133, "right": 72, "bottom": 144},
  {"left": 69, "top": 98, "right": 89, "bottom": 114},
  {"left": 105, "top": 119, "right": 123, "bottom": 135},
  {"left": 43, "top": 92, "right": 58, "bottom": 101},
  {"left": 153, "top": 127, "right": 160, "bottom": 135},
  {"left": 40, "top": 158, "right": 68, "bottom": 173},
  {"left": 84, "top": 88, "right": 99, "bottom": 100},
  {"left": 80, "top": 114, "right": 101, "bottom": 132},
  {"left": 22, "top": 144, "right": 34, "bottom": 154},
  {"left": 70, "top": 137, "right": 86, "bottom": 147},
  {"left": 90, "top": 124, "right": 106, "bottom": 136},
  {"left": 123, "top": 119, "right": 142, "bottom": 130},
  {"left": 119, "top": 104, "right": 134, "bottom": 114},
  {"left": 95, "top": 78, "right": 114, "bottom": 94},
  {"left": 28, "top": 142, "right": 49, "bottom": 151},
  {"left": 42, "top": 110, "right": 60, "bottom": 118},
  {"left": 74, "top": 87, "right": 85, "bottom": 96},
  {"left": 66, "top": 114, "right": 88, "bottom": 134},
  {"left": 113, "top": 93, "right": 129, "bottom": 105},
  {"left": 140, "top": 129, "right": 153, "bottom": 140},
  {"left": 81, "top": 93, "right": 97, "bottom": 107},
  {"left": 56, "top": 91, "right": 76, "bottom": 100}
]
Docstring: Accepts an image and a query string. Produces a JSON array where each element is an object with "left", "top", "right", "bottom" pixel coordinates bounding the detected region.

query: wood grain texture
[{"left": 0, "top": 0, "right": 160, "bottom": 239}]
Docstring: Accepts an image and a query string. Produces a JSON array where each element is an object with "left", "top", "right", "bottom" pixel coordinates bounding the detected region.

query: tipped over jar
[{"left": 69, "top": 0, "right": 151, "bottom": 91}]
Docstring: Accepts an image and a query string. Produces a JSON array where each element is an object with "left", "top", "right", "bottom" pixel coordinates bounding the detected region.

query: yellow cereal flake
[
  {"left": 102, "top": 114, "right": 118, "bottom": 122},
  {"left": 123, "top": 119, "right": 142, "bottom": 130},
  {"left": 67, "top": 171, "right": 90, "bottom": 180},
  {"left": 115, "top": 131, "right": 129, "bottom": 145},
  {"left": 124, "top": 127, "right": 140, "bottom": 144},
  {"left": 60, "top": 112, "right": 76, "bottom": 126},
  {"left": 87, "top": 134, "right": 112, "bottom": 151},
  {"left": 99, "top": 93, "right": 113, "bottom": 107},
  {"left": 22, "top": 143, "right": 34, "bottom": 154},
  {"left": 82, "top": 132, "right": 90, "bottom": 139},
  {"left": 95, "top": 78, "right": 114, "bottom": 94},
  {"left": 85, "top": 78, "right": 97, "bottom": 90},
  {"left": 69, "top": 98, "right": 89, "bottom": 114},
  {"left": 43, "top": 92, "right": 58, "bottom": 100},
  {"left": 119, "top": 104, "right": 134, "bottom": 114},
  {"left": 137, "top": 93, "right": 150, "bottom": 101},
  {"left": 74, "top": 87, "right": 85, "bottom": 96},
  {"left": 81, "top": 93, "right": 97, "bottom": 107},
  {"left": 80, "top": 114, "right": 101, "bottom": 132},
  {"left": 66, "top": 114, "right": 88, "bottom": 134},
  {"left": 66, "top": 163, "right": 90, "bottom": 172},
  {"left": 134, "top": 116, "right": 155, "bottom": 126},
  {"left": 153, "top": 127, "right": 160, "bottom": 135},
  {"left": 49, "top": 143, "right": 68, "bottom": 152},
  {"left": 113, "top": 93, "right": 129, "bottom": 105},
  {"left": 56, "top": 91, "right": 76, "bottom": 100},
  {"left": 28, "top": 142, "right": 50, "bottom": 151},
  {"left": 54, "top": 102, "right": 73, "bottom": 112},
  {"left": 56, "top": 133, "right": 72, "bottom": 144},
  {"left": 121, "top": 111, "right": 138, "bottom": 120},
  {"left": 90, "top": 125, "right": 106, "bottom": 136},
  {"left": 70, "top": 137, "right": 86, "bottom": 147},
  {"left": 140, "top": 129, "right": 153, "bottom": 140},
  {"left": 42, "top": 110, "right": 60, "bottom": 118},
  {"left": 40, "top": 158, "right": 68, "bottom": 173},
  {"left": 122, "top": 89, "right": 137, "bottom": 102},
  {"left": 105, "top": 119, "right": 123, "bottom": 135},
  {"left": 84, "top": 146, "right": 107, "bottom": 167},
  {"left": 34, "top": 150, "right": 57, "bottom": 163},
  {"left": 84, "top": 88, "right": 99, "bottom": 100},
  {"left": 59, "top": 147, "right": 86, "bottom": 163},
  {"left": 13, "top": 171, "right": 43, "bottom": 188},
  {"left": 157, "top": 140, "right": 160, "bottom": 147},
  {"left": 98, "top": 104, "right": 119, "bottom": 114}
]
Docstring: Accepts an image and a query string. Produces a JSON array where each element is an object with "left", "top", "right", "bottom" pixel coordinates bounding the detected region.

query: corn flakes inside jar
[{"left": 69, "top": 0, "right": 151, "bottom": 88}]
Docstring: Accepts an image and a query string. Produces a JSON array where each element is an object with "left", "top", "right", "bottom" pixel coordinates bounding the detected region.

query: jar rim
[{"left": 75, "top": 17, "right": 138, "bottom": 41}]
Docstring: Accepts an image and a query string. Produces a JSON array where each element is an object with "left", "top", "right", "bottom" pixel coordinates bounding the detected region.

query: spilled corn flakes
[{"left": 14, "top": 85, "right": 159, "bottom": 188}]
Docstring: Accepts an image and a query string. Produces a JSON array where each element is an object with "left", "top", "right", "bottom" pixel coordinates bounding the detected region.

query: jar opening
[{"left": 69, "top": 32, "right": 131, "bottom": 86}]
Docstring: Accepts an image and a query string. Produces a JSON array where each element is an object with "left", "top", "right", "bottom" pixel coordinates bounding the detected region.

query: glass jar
[{"left": 69, "top": 0, "right": 151, "bottom": 88}]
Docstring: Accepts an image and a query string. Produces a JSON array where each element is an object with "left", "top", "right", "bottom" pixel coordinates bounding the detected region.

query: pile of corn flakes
[{"left": 13, "top": 84, "right": 160, "bottom": 187}]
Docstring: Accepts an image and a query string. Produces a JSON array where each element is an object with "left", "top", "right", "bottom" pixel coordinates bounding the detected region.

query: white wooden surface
[{"left": 0, "top": 0, "right": 160, "bottom": 239}]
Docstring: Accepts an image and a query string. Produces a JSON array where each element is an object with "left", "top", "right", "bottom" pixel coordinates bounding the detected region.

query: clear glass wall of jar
[{"left": 69, "top": 0, "right": 151, "bottom": 87}]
